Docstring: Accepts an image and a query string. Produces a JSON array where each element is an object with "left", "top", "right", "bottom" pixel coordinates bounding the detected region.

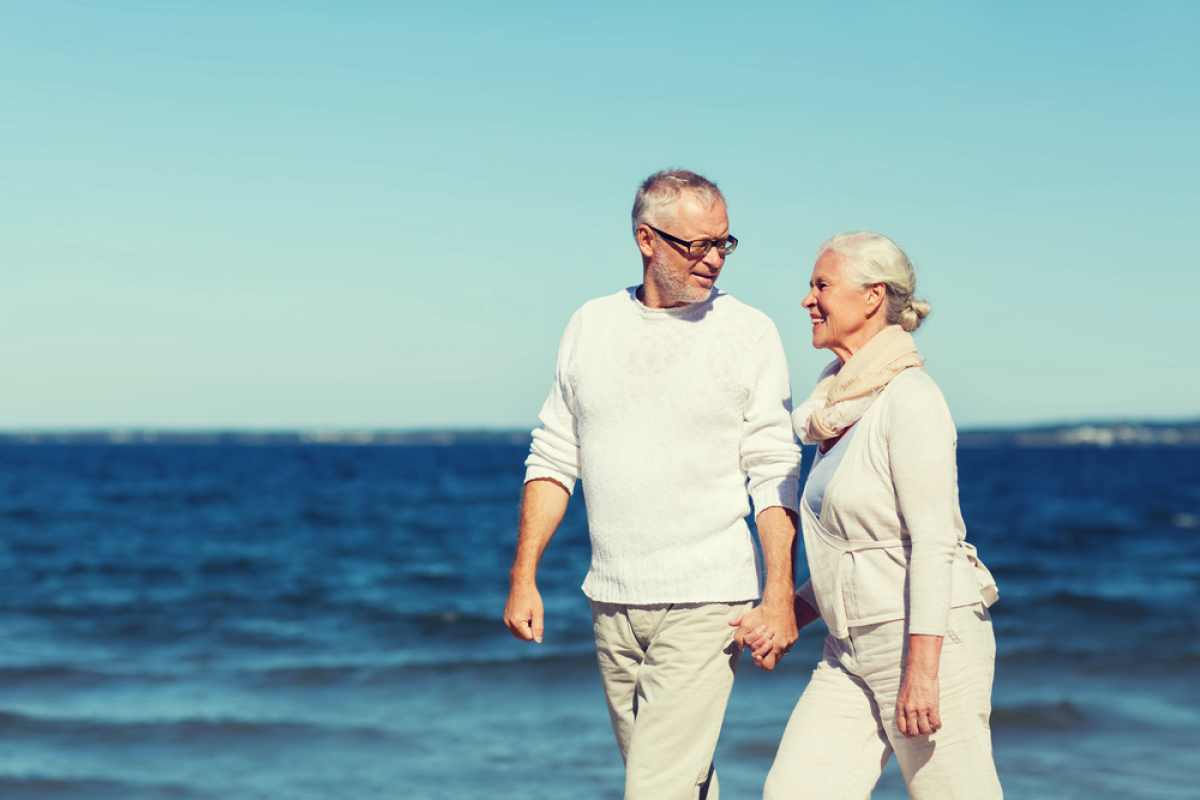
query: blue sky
[{"left": 3, "top": 1, "right": 1197, "bottom": 430}]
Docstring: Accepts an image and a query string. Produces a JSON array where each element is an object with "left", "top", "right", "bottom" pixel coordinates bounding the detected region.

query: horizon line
[
  {"left": 1, "top": 419, "right": 1198, "bottom": 449},
  {"left": 0, "top": 417, "right": 1198, "bottom": 435}
]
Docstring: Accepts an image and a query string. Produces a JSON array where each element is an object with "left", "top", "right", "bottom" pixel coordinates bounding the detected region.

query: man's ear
[{"left": 636, "top": 225, "right": 656, "bottom": 260}]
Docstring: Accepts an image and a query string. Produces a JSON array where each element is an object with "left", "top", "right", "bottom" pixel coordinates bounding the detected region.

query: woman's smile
[{"left": 802, "top": 249, "right": 884, "bottom": 363}]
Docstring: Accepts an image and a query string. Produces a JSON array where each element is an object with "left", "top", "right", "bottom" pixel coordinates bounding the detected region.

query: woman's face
[{"left": 801, "top": 250, "right": 880, "bottom": 361}]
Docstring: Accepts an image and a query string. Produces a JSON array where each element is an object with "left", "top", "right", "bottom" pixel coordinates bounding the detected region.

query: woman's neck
[{"left": 830, "top": 318, "right": 890, "bottom": 364}]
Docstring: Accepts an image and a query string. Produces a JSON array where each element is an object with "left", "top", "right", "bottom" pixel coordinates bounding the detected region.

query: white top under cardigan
[
  {"left": 525, "top": 287, "right": 802, "bottom": 605},
  {"left": 795, "top": 368, "right": 997, "bottom": 638},
  {"left": 803, "top": 424, "right": 858, "bottom": 518}
]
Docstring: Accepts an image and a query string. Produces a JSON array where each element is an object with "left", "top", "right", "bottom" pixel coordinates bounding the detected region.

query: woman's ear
[{"left": 865, "top": 283, "right": 887, "bottom": 317}]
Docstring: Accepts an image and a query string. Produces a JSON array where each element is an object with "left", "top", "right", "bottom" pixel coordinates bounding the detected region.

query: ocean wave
[
  {"left": 1050, "top": 521, "right": 1136, "bottom": 538},
  {"left": 0, "top": 709, "right": 389, "bottom": 746},
  {"left": 406, "top": 609, "right": 504, "bottom": 626},
  {"left": 0, "top": 506, "right": 45, "bottom": 523},
  {"left": 991, "top": 700, "right": 1093, "bottom": 730},
  {"left": 239, "top": 646, "right": 601, "bottom": 686},
  {"left": 997, "top": 642, "right": 1200, "bottom": 672},
  {"left": 0, "top": 663, "right": 175, "bottom": 688},
  {"left": 0, "top": 775, "right": 202, "bottom": 800},
  {"left": 999, "top": 590, "right": 1153, "bottom": 619},
  {"left": 369, "top": 649, "right": 601, "bottom": 678}
]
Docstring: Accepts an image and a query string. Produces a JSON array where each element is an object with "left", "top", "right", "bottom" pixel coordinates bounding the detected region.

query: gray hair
[
  {"left": 818, "top": 231, "right": 931, "bottom": 332},
  {"left": 631, "top": 170, "right": 726, "bottom": 236}
]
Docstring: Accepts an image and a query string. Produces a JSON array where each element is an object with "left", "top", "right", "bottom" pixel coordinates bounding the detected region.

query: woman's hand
[
  {"left": 744, "top": 624, "right": 774, "bottom": 663},
  {"left": 729, "top": 612, "right": 778, "bottom": 668},
  {"left": 896, "top": 634, "right": 943, "bottom": 738}
]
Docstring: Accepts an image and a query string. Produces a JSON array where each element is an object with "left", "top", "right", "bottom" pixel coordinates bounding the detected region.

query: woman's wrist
[{"left": 905, "top": 633, "right": 943, "bottom": 677}]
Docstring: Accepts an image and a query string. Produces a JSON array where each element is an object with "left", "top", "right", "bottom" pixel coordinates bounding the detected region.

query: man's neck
[
  {"left": 636, "top": 283, "right": 711, "bottom": 309},
  {"left": 637, "top": 284, "right": 682, "bottom": 309}
]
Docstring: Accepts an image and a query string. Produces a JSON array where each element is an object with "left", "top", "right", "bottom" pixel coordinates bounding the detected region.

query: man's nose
[{"left": 702, "top": 246, "right": 725, "bottom": 269}]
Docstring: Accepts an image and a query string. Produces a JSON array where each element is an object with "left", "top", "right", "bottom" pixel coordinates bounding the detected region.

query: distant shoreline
[{"left": 1, "top": 421, "right": 1198, "bottom": 448}]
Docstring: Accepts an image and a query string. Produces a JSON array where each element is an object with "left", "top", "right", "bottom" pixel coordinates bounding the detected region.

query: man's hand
[
  {"left": 503, "top": 582, "right": 545, "bottom": 643},
  {"left": 502, "top": 479, "right": 569, "bottom": 645},
  {"left": 733, "top": 506, "right": 800, "bottom": 670},
  {"left": 730, "top": 599, "right": 798, "bottom": 670}
]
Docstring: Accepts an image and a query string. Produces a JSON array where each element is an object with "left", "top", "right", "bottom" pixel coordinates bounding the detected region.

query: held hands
[
  {"left": 729, "top": 597, "right": 799, "bottom": 671},
  {"left": 741, "top": 621, "right": 776, "bottom": 668},
  {"left": 730, "top": 594, "right": 821, "bottom": 670},
  {"left": 503, "top": 582, "right": 545, "bottom": 643}
]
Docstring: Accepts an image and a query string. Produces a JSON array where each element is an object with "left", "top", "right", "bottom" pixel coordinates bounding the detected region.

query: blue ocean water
[{"left": 0, "top": 443, "right": 1197, "bottom": 799}]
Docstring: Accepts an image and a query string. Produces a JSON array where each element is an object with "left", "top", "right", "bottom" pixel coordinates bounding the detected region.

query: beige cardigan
[{"left": 796, "top": 368, "right": 997, "bottom": 639}]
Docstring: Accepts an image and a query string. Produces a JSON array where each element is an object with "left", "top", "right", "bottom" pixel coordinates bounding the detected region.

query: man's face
[{"left": 638, "top": 194, "right": 729, "bottom": 308}]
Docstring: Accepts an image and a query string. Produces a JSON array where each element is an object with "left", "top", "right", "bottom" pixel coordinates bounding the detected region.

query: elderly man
[{"left": 503, "top": 169, "right": 802, "bottom": 800}]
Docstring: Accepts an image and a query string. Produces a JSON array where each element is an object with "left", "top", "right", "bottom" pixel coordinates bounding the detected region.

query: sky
[{"left": 2, "top": 1, "right": 1197, "bottom": 431}]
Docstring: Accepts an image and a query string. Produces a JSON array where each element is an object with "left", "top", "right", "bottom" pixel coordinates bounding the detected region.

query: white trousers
[
  {"left": 591, "top": 599, "right": 753, "bottom": 800},
  {"left": 765, "top": 604, "right": 1002, "bottom": 800}
]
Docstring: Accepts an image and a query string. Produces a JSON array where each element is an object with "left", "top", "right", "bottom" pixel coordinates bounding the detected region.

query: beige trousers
[
  {"left": 590, "top": 599, "right": 754, "bottom": 800},
  {"left": 764, "top": 604, "right": 1003, "bottom": 800}
]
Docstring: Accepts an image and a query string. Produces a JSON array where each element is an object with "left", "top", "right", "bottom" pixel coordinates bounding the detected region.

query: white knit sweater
[{"left": 525, "top": 287, "right": 802, "bottom": 605}]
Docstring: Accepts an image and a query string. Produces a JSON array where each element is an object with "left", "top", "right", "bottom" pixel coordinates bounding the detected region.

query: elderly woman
[{"left": 746, "top": 232, "right": 1002, "bottom": 799}]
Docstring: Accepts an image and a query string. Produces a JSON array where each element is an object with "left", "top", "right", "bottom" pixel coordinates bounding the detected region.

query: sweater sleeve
[
  {"left": 740, "top": 323, "right": 802, "bottom": 517},
  {"left": 886, "top": 373, "right": 960, "bottom": 637},
  {"left": 524, "top": 310, "right": 583, "bottom": 494}
]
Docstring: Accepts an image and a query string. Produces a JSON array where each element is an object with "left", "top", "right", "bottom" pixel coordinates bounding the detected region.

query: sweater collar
[{"left": 626, "top": 286, "right": 720, "bottom": 320}]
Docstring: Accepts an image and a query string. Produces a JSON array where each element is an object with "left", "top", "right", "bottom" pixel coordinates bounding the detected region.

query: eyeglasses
[{"left": 646, "top": 225, "right": 738, "bottom": 258}]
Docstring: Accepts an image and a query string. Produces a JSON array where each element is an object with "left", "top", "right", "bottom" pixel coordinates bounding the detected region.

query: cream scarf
[{"left": 792, "top": 325, "right": 925, "bottom": 446}]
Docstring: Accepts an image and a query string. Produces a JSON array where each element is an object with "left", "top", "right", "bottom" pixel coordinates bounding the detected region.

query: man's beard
[{"left": 647, "top": 249, "right": 712, "bottom": 305}]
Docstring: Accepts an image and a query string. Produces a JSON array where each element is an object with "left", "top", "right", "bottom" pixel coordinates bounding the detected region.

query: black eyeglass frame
[{"left": 645, "top": 225, "right": 738, "bottom": 258}]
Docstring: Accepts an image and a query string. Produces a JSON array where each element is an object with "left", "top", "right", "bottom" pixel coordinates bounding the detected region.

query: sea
[{"left": 0, "top": 442, "right": 1197, "bottom": 799}]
